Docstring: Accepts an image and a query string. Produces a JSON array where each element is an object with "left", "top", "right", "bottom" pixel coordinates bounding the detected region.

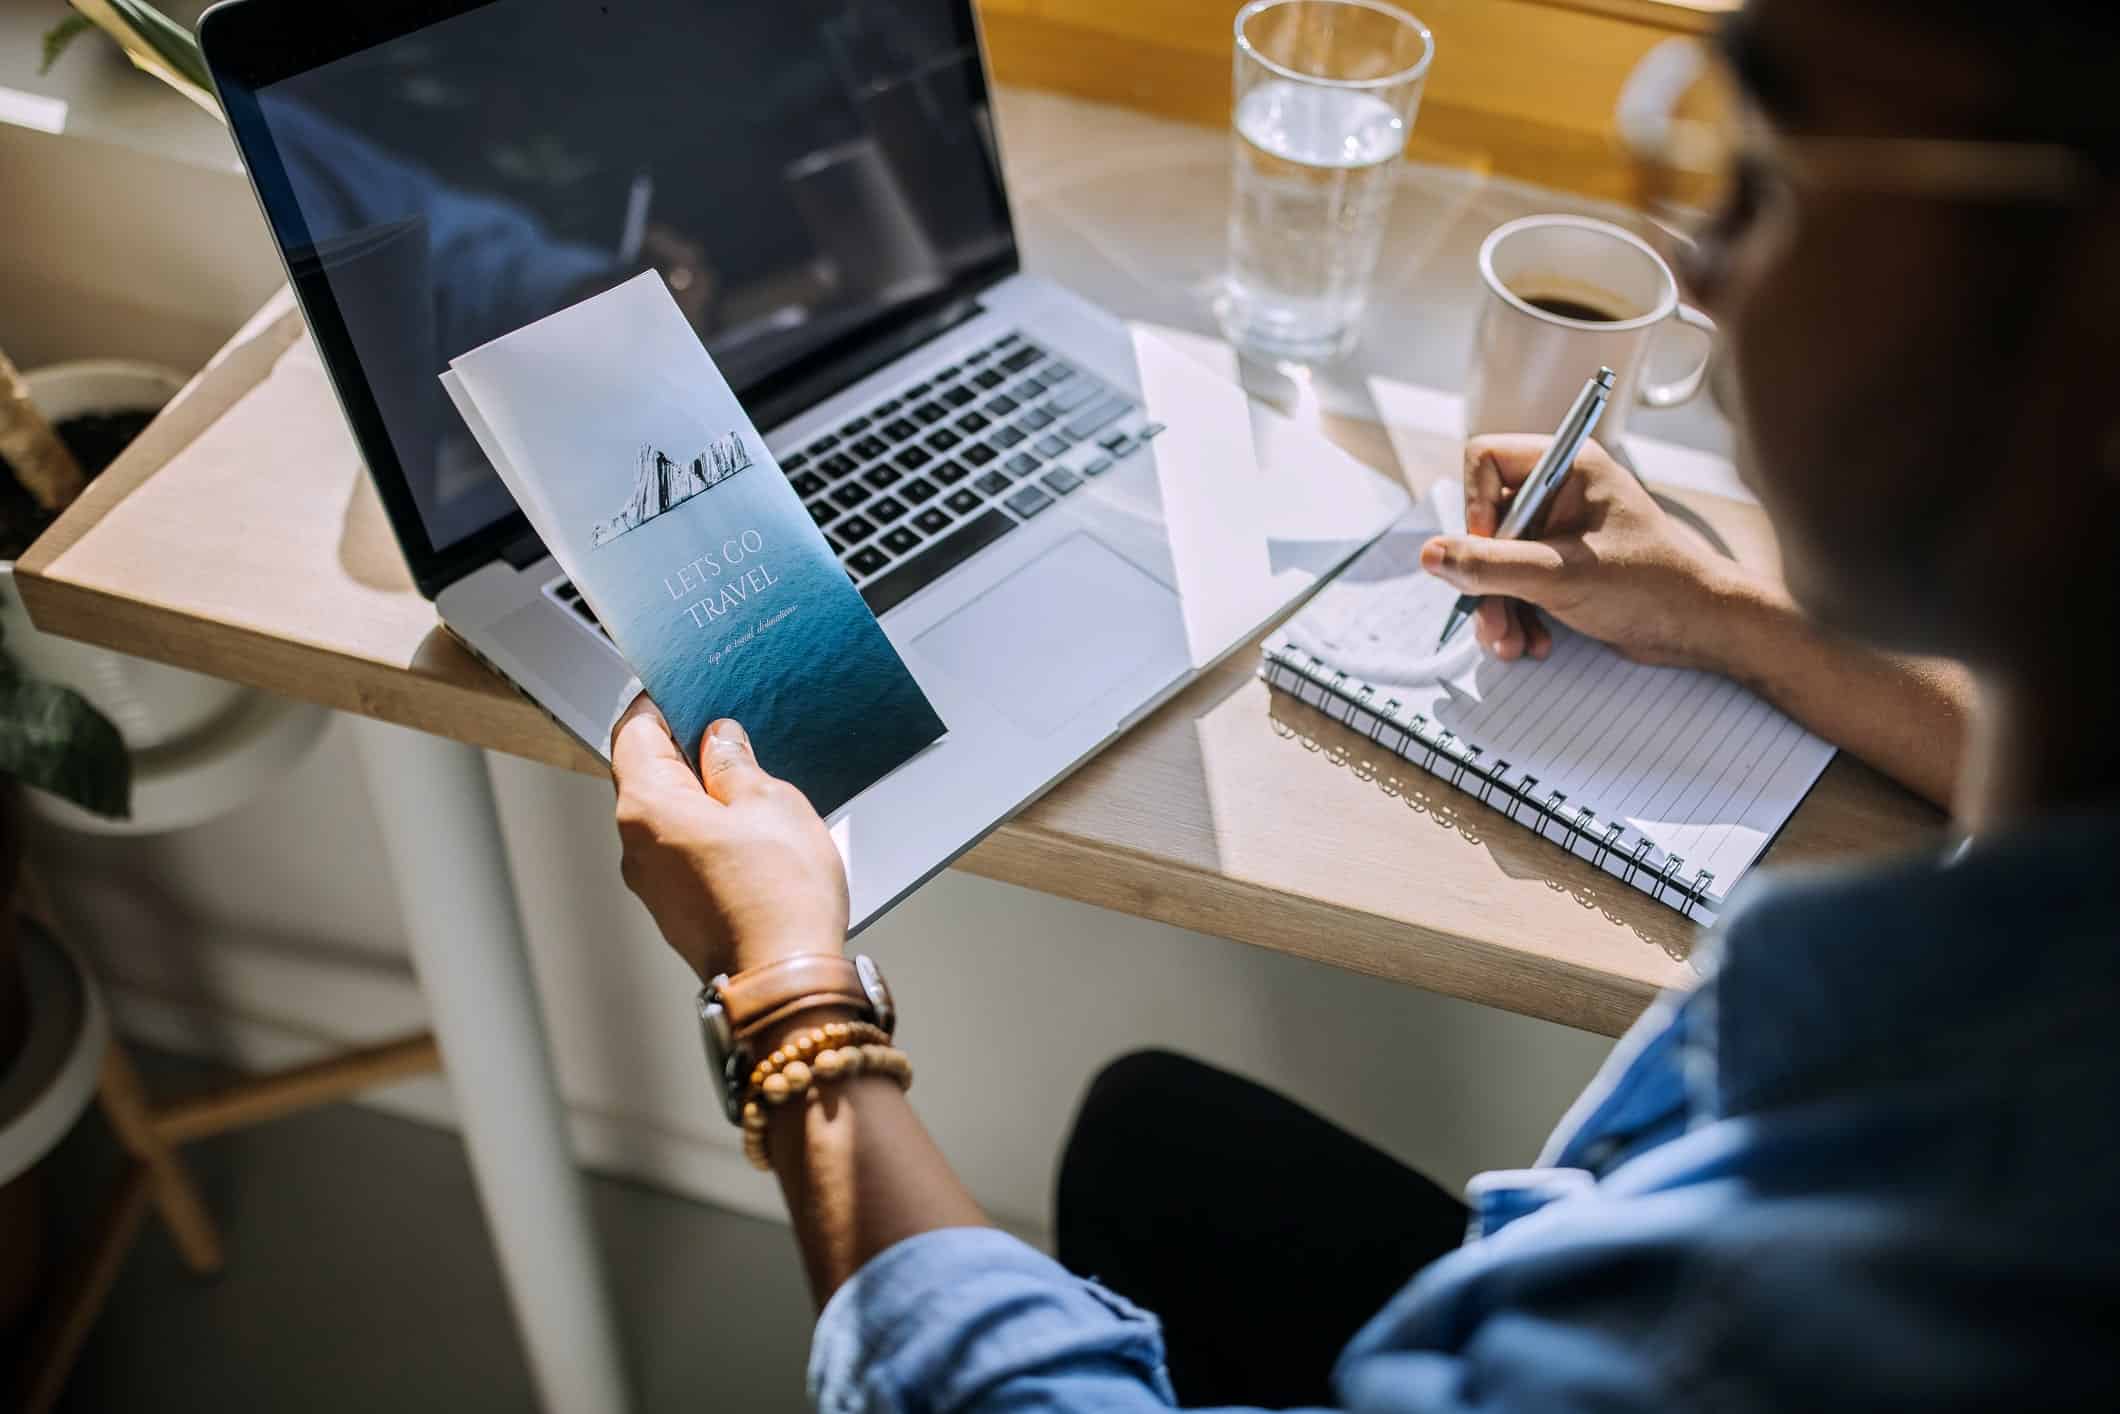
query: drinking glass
[{"left": 1219, "top": 0, "right": 1432, "bottom": 362}]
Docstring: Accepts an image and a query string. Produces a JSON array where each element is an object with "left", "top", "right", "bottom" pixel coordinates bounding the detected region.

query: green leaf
[
  {"left": 39, "top": 13, "right": 95, "bottom": 74},
  {"left": 0, "top": 651, "right": 131, "bottom": 819},
  {"left": 99, "top": 0, "right": 212, "bottom": 94}
]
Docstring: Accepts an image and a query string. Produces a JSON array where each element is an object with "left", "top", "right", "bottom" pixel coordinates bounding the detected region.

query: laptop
[{"left": 201, "top": 0, "right": 1408, "bottom": 930}]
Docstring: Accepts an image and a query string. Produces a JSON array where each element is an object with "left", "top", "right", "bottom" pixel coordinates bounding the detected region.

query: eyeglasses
[{"left": 1615, "top": 38, "right": 2103, "bottom": 252}]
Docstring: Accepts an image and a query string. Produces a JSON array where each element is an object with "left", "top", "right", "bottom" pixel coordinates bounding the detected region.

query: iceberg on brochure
[{"left": 442, "top": 271, "right": 945, "bottom": 816}]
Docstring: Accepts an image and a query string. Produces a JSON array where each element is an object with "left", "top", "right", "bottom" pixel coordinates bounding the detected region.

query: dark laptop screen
[{"left": 243, "top": 0, "right": 1013, "bottom": 556}]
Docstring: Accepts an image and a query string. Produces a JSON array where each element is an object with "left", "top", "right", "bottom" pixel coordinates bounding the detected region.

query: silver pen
[{"left": 1436, "top": 366, "right": 1616, "bottom": 649}]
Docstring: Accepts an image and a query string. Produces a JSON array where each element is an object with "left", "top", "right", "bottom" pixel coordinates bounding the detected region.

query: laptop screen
[{"left": 240, "top": 0, "right": 1013, "bottom": 558}]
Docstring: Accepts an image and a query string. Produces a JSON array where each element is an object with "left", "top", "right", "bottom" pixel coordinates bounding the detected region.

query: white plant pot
[{"left": 2, "top": 361, "right": 246, "bottom": 752}]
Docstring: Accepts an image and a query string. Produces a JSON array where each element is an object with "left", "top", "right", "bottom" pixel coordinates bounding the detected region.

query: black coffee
[{"left": 1522, "top": 292, "right": 1625, "bottom": 322}]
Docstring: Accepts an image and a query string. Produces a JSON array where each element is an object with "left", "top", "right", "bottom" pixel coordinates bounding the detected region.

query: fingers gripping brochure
[{"left": 442, "top": 272, "right": 945, "bottom": 816}]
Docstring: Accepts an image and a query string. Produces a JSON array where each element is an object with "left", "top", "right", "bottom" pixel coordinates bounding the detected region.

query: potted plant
[
  {"left": 0, "top": 346, "right": 138, "bottom": 1330},
  {"left": 0, "top": 0, "right": 217, "bottom": 1327}
]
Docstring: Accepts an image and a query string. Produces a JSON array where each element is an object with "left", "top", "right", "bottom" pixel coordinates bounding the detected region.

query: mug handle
[{"left": 1638, "top": 303, "right": 1716, "bottom": 409}]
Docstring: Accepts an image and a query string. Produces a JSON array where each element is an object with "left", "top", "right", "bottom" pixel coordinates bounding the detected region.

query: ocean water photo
[{"left": 595, "top": 463, "right": 943, "bottom": 812}]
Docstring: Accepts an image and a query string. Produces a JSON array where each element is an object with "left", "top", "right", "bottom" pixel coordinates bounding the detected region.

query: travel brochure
[{"left": 441, "top": 272, "right": 946, "bottom": 815}]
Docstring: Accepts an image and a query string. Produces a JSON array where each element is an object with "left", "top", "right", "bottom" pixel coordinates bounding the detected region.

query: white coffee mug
[{"left": 1463, "top": 214, "right": 1714, "bottom": 446}]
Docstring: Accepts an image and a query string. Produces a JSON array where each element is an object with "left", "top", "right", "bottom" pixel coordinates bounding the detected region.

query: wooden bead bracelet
[{"left": 740, "top": 1021, "right": 912, "bottom": 1170}]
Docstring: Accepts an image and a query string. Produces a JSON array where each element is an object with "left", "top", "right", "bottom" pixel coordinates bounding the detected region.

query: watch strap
[{"left": 713, "top": 954, "right": 866, "bottom": 1035}]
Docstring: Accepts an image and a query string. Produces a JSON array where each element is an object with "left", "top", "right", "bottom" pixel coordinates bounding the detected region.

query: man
[{"left": 607, "top": 0, "right": 2120, "bottom": 1406}]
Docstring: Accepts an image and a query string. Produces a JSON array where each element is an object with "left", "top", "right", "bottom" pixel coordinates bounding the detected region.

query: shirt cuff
[{"left": 809, "top": 1226, "right": 1176, "bottom": 1414}]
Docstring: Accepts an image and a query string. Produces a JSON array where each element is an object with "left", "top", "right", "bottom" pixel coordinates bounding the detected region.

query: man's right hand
[{"left": 1419, "top": 434, "right": 1748, "bottom": 670}]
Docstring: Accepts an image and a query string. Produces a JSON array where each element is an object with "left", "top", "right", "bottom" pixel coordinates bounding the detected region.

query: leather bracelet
[{"left": 734, "top": 992, "right": 870, "bottom": 1046}]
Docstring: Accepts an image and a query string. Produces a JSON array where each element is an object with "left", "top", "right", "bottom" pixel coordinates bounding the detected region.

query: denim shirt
[{"left": 810, "top": 809, "right": 2120, "bottom": 1412}]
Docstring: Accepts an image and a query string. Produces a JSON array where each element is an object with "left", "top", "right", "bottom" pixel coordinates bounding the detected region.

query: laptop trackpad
[{"left": 913, "top": 534, "right": 1179, "bottom": 738}]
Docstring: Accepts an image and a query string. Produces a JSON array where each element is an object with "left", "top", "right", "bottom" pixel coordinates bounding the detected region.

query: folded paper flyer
[{"left": 442, "top": 272, "right": 945, "bottom": 815}]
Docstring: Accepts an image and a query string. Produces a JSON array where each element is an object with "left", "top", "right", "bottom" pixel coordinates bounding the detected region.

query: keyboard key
[
  {"left": 986, "top": 393, "right": 1019, "bottom": 415},
  {"left": 836, "top": 514, "right": 878, "bottom": 543},
  {"left": 964, "top": 348, "right": 990, "bottom": 364},
  {"left": 973, "top": 470, "right": 1011, "bottom": 497},
  {"left": 1005, "top": 484, "right": 1054, "bottom": 517},
  {"left": 1043, "top": 362, "right": 1077, "bottom": 383},
  {"left": 820, "top": 452, "right": 858, "bottom": 478},
  {"left": 842, "top": 415, "right": 871, "bottom": 434},
  {"left": 1042, "top": 467, "right": 1083, "bottom": 496},
  {"left": 826, "top": 533, "right": 847, "bottom": 556},
  {"left": 914, "top": 507, "right": 952, "bottom": 535},
  {"left": 956, "top": 410, "right": 991, "bottom": 433},
  {"left": 911, "top": 401, "right": 947, "bottom": 425},
  {"left": 1048, "top": 380, "right": 1099, "bottom": 412},
  {"left": 1019, "top": 407, "right": 1055, "bottom": 430},
  {"left": 925, "top": 428, "right": 962, "bottom": 452},
  {"left": 870, "top": 495, "right": 908, "bottom": 524},
  {"left": 806, "top": 433, "right": 841, "bottom": 456},
  {"left": 940, "top": 386, "right": 976, "bottom": 407},
  {"left": 1065, "top": 395, "right": 1131, "bottom": 440},
  {"left": 932, "top": 458, "right": 971, "bottom": 485},
  {"left": 848, "top": 544, "right": 890, "bottom": 576},
  {"left": 782, "top": 451, "right": 810, "bottom": 472},
  {"left": 859, "top": 508, "right": 1018, "bottom": 616},
  {"left": 1099, "top": 430, "right": 1131, "bottom": 452},
  {"left": 991, "top": 424, "right": 1027, "bottom": 448},
  {"left": 972, "top": 369, "right": 1005, "bottom": 390},
  {"left": 945, "top": 488, "right": 983, "bottom": 514},
  {"left": 996, "top": 332, "right": 1022, "bottom": 348},
  {"left": 791, "top": 470, "right": 826, "bottom": 497},
  {"left": 851, "top": 435, "right": 889, "bottom": 460},
  {"left": 830, "top": 482, "right": 871, "bottom": 509},
  {"left": 961, "top": 443, "right": 998, "bottom": 467},
  {"left": 1139, "top": 421, "right": 1168, "bottom": 441},
  {"left": 807, "top": 499, "right": 835, "bottom": 526},
  {"left": 873, "top": 398, "right": 903, "bottom": 416},
  {"left": 1003, "top": 452, "right": 1041, "bottom": 479},
  {"left": 881, "top": 526, "right": 922, "bottom": 555},
  {"left": 1033, "top": 434, "right": 1072, "bottom": 458},
  {"left": 1083, "top": 455, "right": 1115, "bottom": 477},
  {"left": 1017, "top": 374, "right": 1050, "bottom": 397},
  {"left": 905, "top": 381, "right": 932, "bottom": 398},
  {"left": 900, "top": 476, "right": 939, "bottom": 505},
  {"left": 1000, "top": 345, "right": 1043, "bottom": 373},
  {"left": 892, "top": 445, "right": 933, "bottom": 471},
  {"left": 882, "top": 418, "right": 918, "bottom": 440},
  {"left": 862, "top": 464, "right": 903, "bottom": 490},
  {"left": 935, "top": 363, "right": 960, "bottom": 379}
]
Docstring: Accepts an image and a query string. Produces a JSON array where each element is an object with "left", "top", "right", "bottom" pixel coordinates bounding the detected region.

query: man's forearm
[
  {"left": 762, "top": 1007, "right": 990, "bottom": 1307},
  {"left": 1709, "top": 571, "right": 1971, "bottom": 810}
]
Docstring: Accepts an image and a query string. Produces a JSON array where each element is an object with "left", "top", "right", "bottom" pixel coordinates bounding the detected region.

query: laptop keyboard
[{"left": 545, "top": 330, "right": 1161, "bottom": 635}]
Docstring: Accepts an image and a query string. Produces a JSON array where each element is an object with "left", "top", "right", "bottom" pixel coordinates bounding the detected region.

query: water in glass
[{"left": 1224, "top": 80, "right": 1407, "bottom": 360}]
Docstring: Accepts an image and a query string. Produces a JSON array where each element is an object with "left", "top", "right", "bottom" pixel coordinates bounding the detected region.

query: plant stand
[{"left": 5, "top": 858, "right": 445, "bottom": 1412}]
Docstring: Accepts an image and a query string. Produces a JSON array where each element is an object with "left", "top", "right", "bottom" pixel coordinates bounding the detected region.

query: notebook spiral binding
[{"left": 1262, "top": 643, "right": 1720, "bottom": 923}]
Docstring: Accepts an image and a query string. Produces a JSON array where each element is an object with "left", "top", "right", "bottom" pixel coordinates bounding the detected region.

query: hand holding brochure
[{"left": 442, "top": 272, "right": 945, "bottom": 816}]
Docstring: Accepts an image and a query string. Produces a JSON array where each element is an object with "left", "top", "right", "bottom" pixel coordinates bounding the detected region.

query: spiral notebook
[{"left": 1262, "top": 483, "right": 1836, "bottom": 923}]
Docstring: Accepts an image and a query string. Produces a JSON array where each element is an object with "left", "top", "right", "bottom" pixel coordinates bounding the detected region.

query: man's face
[{"left": 1694, "top": 0, "right": 2076, "bottom": 659}]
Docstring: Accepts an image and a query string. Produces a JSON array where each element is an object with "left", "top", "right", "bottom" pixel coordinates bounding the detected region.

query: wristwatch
[{"left": 698, "top": 954, "right": 895, "bottom": 1122}]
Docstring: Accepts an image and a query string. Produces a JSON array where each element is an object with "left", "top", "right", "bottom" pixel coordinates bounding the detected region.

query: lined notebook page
[{"left": 1266, "top": 483, "right": 1835, "bottom": 921}]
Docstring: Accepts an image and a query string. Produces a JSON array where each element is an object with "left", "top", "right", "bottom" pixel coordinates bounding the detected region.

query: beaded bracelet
[{"left": 740, "top": 1024, "right": 912, "bottom": 1170}]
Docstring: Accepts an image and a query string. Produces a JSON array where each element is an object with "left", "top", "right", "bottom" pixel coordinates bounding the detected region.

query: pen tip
[{"left": 1595, "top": 366, "right": 1615, "bottom": 387}]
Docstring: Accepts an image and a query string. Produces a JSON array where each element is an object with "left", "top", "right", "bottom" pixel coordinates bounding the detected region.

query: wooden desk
[{"left": 17, "top": 287, "right": 1935, "bottom": 1040}]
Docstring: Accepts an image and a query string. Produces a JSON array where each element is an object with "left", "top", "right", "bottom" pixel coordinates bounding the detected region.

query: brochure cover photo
[{"left": 442, "top": 272, "right": 945, "bottom": 815}]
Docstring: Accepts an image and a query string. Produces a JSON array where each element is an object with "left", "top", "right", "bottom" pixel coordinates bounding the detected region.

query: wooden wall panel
[{"left": 977, "top": 0, "right": 1731, "bottom": 201}]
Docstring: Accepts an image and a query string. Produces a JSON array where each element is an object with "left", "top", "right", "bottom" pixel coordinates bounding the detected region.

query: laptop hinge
[{"left": 499, "top": 524, "right": 551, "bottom": 571}]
